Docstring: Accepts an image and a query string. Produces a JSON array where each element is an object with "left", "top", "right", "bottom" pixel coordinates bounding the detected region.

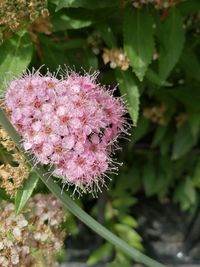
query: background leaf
[
  {"left": 142, "top": 162, "right": 156, "bottom": 196},
  {"left": 97, "top": 24, "right": 117, "bottom": 47},
  {"left": 0, "top": 189, "right": 10, "bottom": 202},
  {"left": 116, "top": 69, "right": 140, "bottom": 124},
  {"left": 170, "top": 86, "right": 200, "bottom": 110},
  {"left": 172, "top": 122, "right": 197, "bottom": 160},
  {"left": 158, "top": 8, "right": 185, "bottom": 81},
  {"left": 56, "top": 0, "right": 119, "bottom": 10},
  {"left": 146, "top": 69, "right": 172, "bottom": 87},
  {"left": 123, "top": 8, "right": 154, "bottom": 81},
  {"left": 180, "top": 47, "right": 200, "bottom": 81},
  {"left": 174, "top": 178, "right": 197, "bottom": 210},
  {"left": 86, "top": 243, "right": 112, "bottom": 266},
  {"left": 15, "top": 172, "right": 39, "bottom": 215},
  {"left": 0, "top": 32, "right": 33, "bottom": 92},
  {"left": 193, "top": 159, "right": 200, "bottom": 188},
  {"left": 178, "top": 0, "right": 200, "bottom": 16},
  {"left": 39, "top": 35, "right": 97, "bottom": 71}
]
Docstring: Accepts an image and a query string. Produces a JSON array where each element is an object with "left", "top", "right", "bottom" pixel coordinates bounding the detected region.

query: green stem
[{"left": 0, "top": 108, "right": 166, "bottom": 267}]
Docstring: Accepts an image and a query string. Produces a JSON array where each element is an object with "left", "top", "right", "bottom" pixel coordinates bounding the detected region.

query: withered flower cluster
[
  {"left": 0, "top": 194, "right": 65, "bottom": 267},
  {"left": 0, "top": 127, "right": 29, "bottom": 197},
  {"left": 143, "top": 103, "right": 166, "bottom": 125},
  {"left": 0, "top": 0, "right": 50, "bottom": 41},
  {"left": 102, "top": 48, "right": 129, "bottom": 71}
]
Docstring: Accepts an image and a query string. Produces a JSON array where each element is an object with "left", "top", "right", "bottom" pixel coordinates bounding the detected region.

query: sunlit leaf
[
  {"left": 87, "top": 243, "right": 113, "bottom": 266},
  {"left": 0, "top": 32, "right": 33, "bottom": 92},
  {"left": 56, "top": 0, "right": 119, "bottom": 11},
  {"left": 116, "top": 70, "right": 140, "bottom": 124},
  {"left": 15, "top": 172, "right": 39, "bottom": 215}
]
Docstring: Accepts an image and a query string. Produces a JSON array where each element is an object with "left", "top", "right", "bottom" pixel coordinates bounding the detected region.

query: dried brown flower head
[
  {"left": 0, "top": 0, "right": 50, "bottom": 41},
  {"left": 102, "top": 48, "right": 129, "bottom": 71},
  {"left": 0, "top": 127, "right": 29, "bottom": 197},
  {"left": 0, "top": 194, "right": 65, "bottom": 267},
  {"left": 143, "top": 103, "right": 166, "bottom": 125},
  {"left": 29, "top": 16, "right": 52, "bottom": 35}
]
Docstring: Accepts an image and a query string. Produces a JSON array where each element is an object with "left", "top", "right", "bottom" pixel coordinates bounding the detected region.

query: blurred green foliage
[{"left": 0, "top": 0, "right": 200, "bottom": 265}]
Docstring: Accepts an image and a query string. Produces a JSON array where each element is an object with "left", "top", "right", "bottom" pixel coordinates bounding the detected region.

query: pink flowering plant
[
  {"left": 5, "top": 69, "right": 127, "bottom": 195},
  {"left": 1, "top": 0, "right": 199, "bottom": 266},
  {"left": 0, "top": 68, "right": 165, "bottom": 267}
]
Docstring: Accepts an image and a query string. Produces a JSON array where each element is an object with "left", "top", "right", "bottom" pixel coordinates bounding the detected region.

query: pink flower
[{"left": 5, "top": 70, "right": 128, "bottom": 195}]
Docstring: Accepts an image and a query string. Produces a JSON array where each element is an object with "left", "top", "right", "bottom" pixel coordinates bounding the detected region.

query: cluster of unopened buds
[
  {"left": 183, "top": 12, "right": 200, "bottom": 35},
  {"left": 132, "top": 0, "right": 181, "bottom": 9},
  {"left": 143, "top": 103, "right": 166, "bottom": 125},
  {"left": 5, "top": 70, "right": 127, "bottom": 195},
  {"left": 87, "top": 31, "right": 103, "bottom": 55},
  {"left": 102, "top": 48, "right": 129, "bottom": 71},
  {"left": 0, "top": 194, "right": 65, "bottom": 267}
]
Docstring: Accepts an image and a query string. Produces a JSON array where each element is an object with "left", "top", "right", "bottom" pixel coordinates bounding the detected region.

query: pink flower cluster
[{"left": 5, "top": 70, "right": 127, "bottom": 193}]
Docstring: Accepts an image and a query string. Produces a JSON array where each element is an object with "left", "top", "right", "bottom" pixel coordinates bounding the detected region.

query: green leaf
[
  {"left": 86, "top": 243, "right": 113, "bottom": 266},
  {"left": 84, "top": 48, "right": 98, "bottom": 70},
  {"left": 142, "top": 162, "right": 156, "bottom": 196},
  {"left": 56, "top": 0, "right": 119, "bottom": 11},
  {"left": 170, "top": 86, "right": 200, "bottom": 110},
  {"left": 121, "top": 215, "right": 138, "bottom": 228},
  {"left": 152, "top": 125, "right": 167, "bottom": 147},
  {"left": 172, "top": 122, "right": 197, "bottom": 160},
  {"left": 180, "top": 48, "right": 200, "bottom": 81},
  {"left": 115, "top": 224, "right": 143, "bottom": 251},
  {"left": 39, "top": 35, "right": 97, "bottom": 71},
  {"left": 52, "top": 11, "right": 93, "bottom": 30},
  {"left": 160, "top": 129, "right": 173, "bottom": 156},
  {"left": 0, "top": 108, "right": 166, "bottom": 267},
  {"left": 152, "top": 105, "right": 174, "bottom": 147},
  {"left": 115, "top": 69, "right": 140, "bottom": 124},
  {"left": 179, "top": 0, "right": 200, "bottom": 16},
  {"left": 52, "top": 6, "right": 119, "bottom": 30},
  {"left": 193, "top": 159, "right": 200, "bottom": 188},
  {"left": 0, "top": 189, "right": 10, "bottom": 202},
  {"left": 157, "top": 156, "right": 173, "bottom": 196},
  {"left": 188, "top": 110, "right": 200, "bottom": 138},
  {"left": 15, "top": 172, "right": 39, "bottom": 215},
  {"left": 146, "top": 69, "right": 172, "bottom": 87},
  {"left": 158, "top": 8, "right": 185, "bottom": 81},
  {"left": 174, "top": 178, "right": 196, "bottom": 210},
  {"left": 107, "top": 250, "right": 132, "bottom": 267},
  {"left": 39, "top": 36, "right": 68, "bottom": 71},
  {"left": 123, "top": 8, "right": 154, "bottom": 81},
  {"left": 132, "top": 116, "right": 150, "bottom": 143},
  {"left": 97, "top": 25, "right": 117, "bottom": 47},
  {"left": 0, "top": 32, "right": 33, "bottom": 92}
]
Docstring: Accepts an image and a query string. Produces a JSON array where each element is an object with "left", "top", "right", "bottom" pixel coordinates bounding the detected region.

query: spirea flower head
[{"left": 5, "top": 69, "right": 128, "bottom": 195}]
